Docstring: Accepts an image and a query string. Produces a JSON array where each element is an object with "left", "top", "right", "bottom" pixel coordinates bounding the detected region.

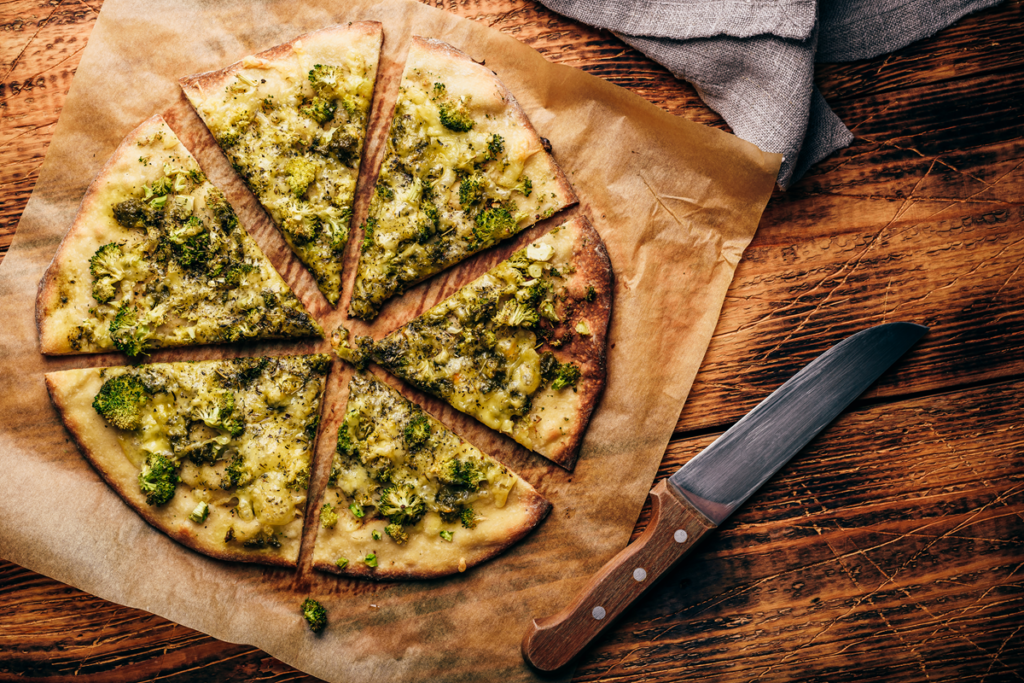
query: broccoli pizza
[
  {"left": 348, "top": 36, "right": 577, "bottom": 321},
  {"left": 180, "top": 23, "right": 383, "bottom": 306},
  {"left": 45, "top": 355, "right": 331, "bottom": 566},
  {"left": 311, "top": 372, "right": 550, "bottom": 579},
  {"left": 36, "top": 116, "right": 322, "bottom": 357}
]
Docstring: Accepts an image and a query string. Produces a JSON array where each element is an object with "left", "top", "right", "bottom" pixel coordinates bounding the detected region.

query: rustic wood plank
[
  {"left": 676, "top": 66, "right": 1024, "bottom": 434},
  {"left": 583, "top": 379, "right": 1024, "bottom": 682}
]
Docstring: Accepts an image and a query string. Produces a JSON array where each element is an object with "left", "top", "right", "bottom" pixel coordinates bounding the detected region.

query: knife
[{"left": 521, "top": 322, "right": 928, "bottom": 671}]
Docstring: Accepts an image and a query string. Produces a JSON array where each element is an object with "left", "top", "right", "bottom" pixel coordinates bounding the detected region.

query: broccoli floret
[
  {"left": 148, "top": 176, "right": 174, "bottom": 197},
  {"left": 308, "top": 64, "right": 340, "bottom": 91},
  {"left": 371, "top": 529, "right": 382, "bottom": 541},
  {"left": 320, "top": 503, "right": 339, "bottom": 529},
  {"left": 459, "top": 176, "right": 483, "bottom": 208},
  {"left": 360, "top": 216, "right": 377, "bottom": 254},
  {"left": 110, "top": 303, "right": 152, "bottom": 358},
  {"left": 551, "top": 362, "right": 581, "bottom": 390},
  {"left": 364, "top": 553, "right": 378, "bottom": 568},
  {"left": 337, "top": 423, "right": 354, "bottom": 456},
  {"left": 473, "top": 206, "right": 515, "bottom": 244},
  {"left": 112, "top": 198, "right": 160, "bottom": 231},
  {"left": 91, "top": 278, "right": 116, "bottom": 303},
  {"left": 493, "top": 299, "right": 538, "bottom": 328},
  {"left": 385, "top": 523, "right": 408, "bottom": 544},
  {"left": 189, "top": 501, "right": 210, "bottom": 523},
  {"left": 438, "top": 102, "right": 473, "bottom": 132},
  {"left": 349, "top": 501, "right": 365, "bottom": 519},
  {"left": 193, "top": 392, "right": 244, "bottom": 437},
  {"left": 516, "top": 176, "right": 533, "bottom": 197},
  {"left": 403, "top": 413, "right": 431, "bottom": 451},
  {"left": 440, "top": 530, "right": 454, "bottom": 542},
  {"left": 300, "top": 96, "right": 336, "bottom": 125},
  {"left": 138, "top": 453, "right": 179, "bottom": 506},
  {"left": 375, "top": 181, "right": 395, "bottom": 202},
  {"left": 224, "top": 455, "right": 249, "bottom": 488},
  {"left": 377, "top": 483, "right": 426, "bottom": 525},
  {"left": 89, "top": 243, "right": 129, "bottom": 280},
  {"left": 487, "top": 134, "right": 505, "bottom": 159},
  {"left": 285, "top": 157, "right": 317, "bottom": 198},
  {"left": 301, "top": 598, "right": 327, "bottom": 634},
  {"left": 92, "top": 373, "right": 149, "bottom": 430},
  {"left": 204, "top": 189, "right": 239, "bottom": 233},
  {"left": 460, "top": 508, "right": 478, "bottom": 529},
  {"left": 440, "top": 458, "right": 487, "bottom": 491}
]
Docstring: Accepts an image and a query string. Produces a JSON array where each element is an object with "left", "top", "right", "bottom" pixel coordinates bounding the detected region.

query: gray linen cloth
[{"left": 539, "top": 0, "right": 1002, "bottom": 188}]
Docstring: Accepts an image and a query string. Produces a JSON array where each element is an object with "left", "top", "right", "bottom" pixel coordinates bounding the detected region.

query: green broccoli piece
[
  {"left": 337, "top": 423, "right": 354, "bottom": 456},
  {"left": 320, "top": 503, "right": 339, "bottom": 529},
  {"left": 551, "top": 362, "right": 581, "bottom": 390},
  {"left": 193, "top": 392, "right": 244, "bottom": 437},
  {"left": 473, "top": 206, "right": 515, "bottom": 244},
  {"left": 189, "top": 501, "right": 210, "bottom": 523},
  {"left": 92, "top": 373, "right": 150, "bottom": 430},
  {"left": 459, "top": 176, "right": 483, "bottom": 208},
  {"left": 138, "top": 453, "right": 179, "bottom": 506},
  {"left": 371, "top": 529, "right": 382, "bottom": 541},
  {"left": 385, "top": 523, "right": 408, "bottom": 544},
  {"left": 349, "top": 501, "right": 365, "bottom": 519},
  {"left": 360, "top": 216, "right": 377, "bottom": 254},
  {"left": 440, "top": 530, "right": 454, "bottom": 542},
  {"left": 301, "top": 597, "right": 327, "bottom": 634},
  {"left": 224, "top": 456, "right": 248, "bottom": 488},
  {"left": 375, "top": 181, "right": 395, "bottom": 202},
  {"left": 89, "top": 243, "right": 140, "bottom": 303},
  {"left": 403, "top": 413, "right": 431, "bottom": 451},
  {"left": 493, "top": 299, "right": 538, "bottom": 328},
  {"left": 460, "top": 508, "right": 478, "bottom": 529},
  {"left": 335, "top": 557, "right": 349, "bottom": 570},
  {"left": 364, "top": 553, "right": 378, "bottom": 568},
  {"left": 438, "top": 102, "right": 473, "bottom": 132},
  {"left": 148, "top": 176, "right": 174, "bottom": 197},
  {"left": 516, "top": 176, "right": 533, "bottom": 197},
  {"left": 377, "top": 483, "right": 426, "bottom": 525},
  {"left": 487, "top": 133, "right": 505, "bottom": 159},
  {"left": 308, "top": 64, "right": 341, "bottom": 91},
  {"left": 331, "top": 325, "right": 371, "bottom": 370},
  {"left": 300, "top": 96, "right": 336, "bottom": 125},
  {"left": 440, "top": 458, "right": 487, "bottom": 491},
  {"left": 112, "top": 198, "right": 160, "bottom": 231},
  {"left": 285, "top": 157, "right": 317, "bottom": 198}
]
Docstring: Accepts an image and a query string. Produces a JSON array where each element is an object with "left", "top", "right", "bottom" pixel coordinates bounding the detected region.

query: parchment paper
[{"left": 0, "top": 1, "right": 779, "bottom": 681}]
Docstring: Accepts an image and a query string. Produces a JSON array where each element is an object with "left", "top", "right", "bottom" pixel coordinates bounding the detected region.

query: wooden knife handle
[{"left": 521, "top": 479, "right": 717, "bottom": 672}]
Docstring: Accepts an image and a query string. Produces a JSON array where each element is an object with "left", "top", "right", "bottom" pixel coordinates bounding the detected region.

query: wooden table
[{"left": 2, "top": 1, "right": 1022, "bottom": 680}]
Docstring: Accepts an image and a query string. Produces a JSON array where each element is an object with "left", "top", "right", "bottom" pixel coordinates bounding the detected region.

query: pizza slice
[
  {"left": 311, "top": 372, "right": 551, "bottom": 579},
  {"left": 180, "top": 23, "right": 383, "bottom": 306},
  {"left": 36, "top": 115, "right": 322, "bottom": 357},
  {"left": 45, "top": 355, "right": 331, "bottom": 566},
  {"left": 340, "top": 215, "right": 611, "bottom": 470},
  {"left": 348, "top": 36, "right": 577, "bottom": 321}
]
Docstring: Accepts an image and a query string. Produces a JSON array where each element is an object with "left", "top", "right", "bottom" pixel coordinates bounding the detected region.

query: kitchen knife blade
[{"left": 521, "top": 322, "right": 928, "bottom": 672}]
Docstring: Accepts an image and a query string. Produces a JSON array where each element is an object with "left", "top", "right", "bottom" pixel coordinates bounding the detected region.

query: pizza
[
  {"left": 45, "top": 355, "right": 331, "bottom": 566},
  {"left": 341, "top": 215, "right": 611, "bottom": 469},
  {"left": 347, "top": 36, "right": 577, "bottom": 321},
  {"left": 311, "top": 371, "right": 551, "bottom": 579},
  {"left": 180, "top": 23, "right": 383, "bottom": 306},
  {"left": 36, "top": 116, "right": 322, "bottom": 357}
]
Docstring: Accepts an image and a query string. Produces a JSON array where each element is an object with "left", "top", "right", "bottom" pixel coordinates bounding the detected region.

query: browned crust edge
[
  {"left": 179, "top": 22, "right": 383, "bottom": 99},
  {"left": 312, "top": 488, "right": 552, "bottom": 581},
  {"left": 35, "top": 115, "right": 166, "bottom": 355},
  {"left": 44, "top": 371, "right": 300, "bottom": 568},
  {"left": 541, "top": 215, "right": 613, "bottom": 470},
  {"left": 410, "top": 35, "right": 578, "bottom": 211}
]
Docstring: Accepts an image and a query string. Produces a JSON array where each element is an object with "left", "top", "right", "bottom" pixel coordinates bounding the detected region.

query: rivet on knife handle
[{"left": 521, "top": 479, "right": 715, "bottom": 672}]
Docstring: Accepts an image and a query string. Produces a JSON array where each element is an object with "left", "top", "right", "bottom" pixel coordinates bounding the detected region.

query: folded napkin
[{"left": 539, "top": 0, "right": 1002, "bottom": 188}]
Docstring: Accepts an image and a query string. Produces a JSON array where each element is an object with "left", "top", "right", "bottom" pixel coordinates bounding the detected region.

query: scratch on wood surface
[
  {"left": 982, "top": 624, "right": 1024, "bottom": 683},
  {"left": 0, "top": 0, "right": 67, "bottom": 83}
]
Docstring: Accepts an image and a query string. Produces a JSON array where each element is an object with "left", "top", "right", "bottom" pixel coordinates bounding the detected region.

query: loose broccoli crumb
[
  {"left": 301, "top": 597, "right": 327, "bottom": 634},
  {"left": 138, "top": 454, "right": 179, "bottom": 506},
  {"left": 335, "top": 557, "right": 349, "bottom": 570},
  {"left": 364, "top": 552, "right": 378, "bottom": 568},
  {"left": 440, "top": 530, "right": 454, "bottom": 542},
  {"left": 585, "top": 285, "right": 597, "bottom": 302},
  {"left": 371, "top": 529, "right": 382, "bottom": 541},
  {"left": 92, "top": 373, "right": 149, "bottom": 430},
  {"left": 189, "top": 501, "right": 210, "bottom": 523},
  {"left": 320, "top": 503, "right": 339, "bottom": 529},
  {"left": 516, "top": 176, "right": 533, "bottom": 197},
  {"left": 349, "top": 501, "right": 365, "bottom": 519},
  {"left": 460, "top": 508, "right": 478, "bottom": 529}
]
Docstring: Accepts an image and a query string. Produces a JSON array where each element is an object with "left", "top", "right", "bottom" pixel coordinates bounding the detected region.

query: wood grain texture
[{"left": 1, "top": 0, "right": 1022, "bottom": 681}]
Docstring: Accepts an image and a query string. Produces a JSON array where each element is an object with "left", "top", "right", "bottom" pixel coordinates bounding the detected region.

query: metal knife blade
[
  {"left": 522, "top": 322, "right": 928, "bottom": 672},
  {"left": 671, "top": 321, "right": 928, "bottom": 525}
]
